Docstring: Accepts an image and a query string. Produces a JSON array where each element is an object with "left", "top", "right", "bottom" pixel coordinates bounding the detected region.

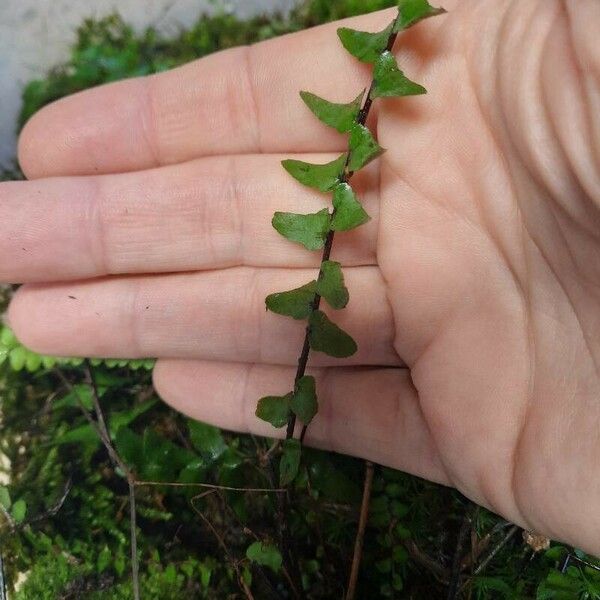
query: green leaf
[
  {"left": 54, "top": 424, "right": 100, "bottom": 449},
  {"left": 108, "top": 399, "right": 158, "bottom": 439},
  {"left": 97, "top": 546, "right": 112, "bottom": 573},
  {"left": 41, "top": 355, "right": 58, "bottom": 369},
  {"left": 392, "top": 573, "right": 404, "bottom": 592},
  {"left": 137, "top": 505, "right": 173, "bottom": 522},
  {"left": 331, "top": 183, "right": 371, "bottom": 232},
  {"left": 300, "top": 90, "right": 364, "bottom": 133},
  {"left": 393, "top": 545, "right": 409, "bottom": 564},
  {"left": 9, "top": 346, "right": 27, "bottom": 371},
  {"left": 25, "top": 352, "right": 42, "bottom": 372},
  {"left": 164, "top": 564, "right": 178, "bottom": 585},
  {"left": 309, "top": 310, "right": 357, "bottom": 358},
  {"left": 141, "top": 429, "right": 195, "bottom": 482},
  {"left": 308, "top": 455, "right": 361, "bottom": 503},
  {"left": 317, "top": 261, "right": 349, "bottom": 310},
  {"left": 246, "top": 541, "right": 283, "bottom": 573},
  {"left": 0, "top": 486, "right": 11, "bottom": 510},
  {"left": 178, "top": 458, "right": 208, "bottom": 485},
  {"left": 242, "top": 566, "right": 253, "bottom": 588},
  {"left": 256, "top": 394, "right": 292, "bottom": 428},
  {"left": 372, "top": 51, "right": 427, "bottom": 99},
  {"left": 0, "top": 327, "right": 18, "bottom": 349},
  {"left": 538, "top": 571, "right": 582, "bottom": 598},
  {"left": 282, "top": 153, "right": 347, "bottom": 192},
  {"left": 272, "top": 209, "right": 331, "bottom": 251},
  {"left": 395, "top": 0, "right": 446, "bottom": 31},
  {"left": 290, "top": 376, "right": 318, "bottom": 425},
  {"left": 199, "top": 560, "right": 213, "bottom": 588},
  {"left": 115, "top": 426, "right": 144, "bottom": 469},
  {"left": 280, "top": 439, "right": 302, "bottom": 486},
  {"left": 188, "top": 421, "right": 228, "bottom": 461},
  {"left": 348, "top": 123, "right": 385, "bottom": 172},
  {"left": 53, "top": 384, "right": 94, "bottom": 411},
  {"left": 114, "top": 550, "right": 126, "bottom": 577},
  {"left": 11, "top": 499, "right": 27, "bottom": 524},
  {"left": 337, "top": 23, "right": 394, "bottom": 64},
  {"left": 266, "top": 281, "right": 317, "bottom": 320}
]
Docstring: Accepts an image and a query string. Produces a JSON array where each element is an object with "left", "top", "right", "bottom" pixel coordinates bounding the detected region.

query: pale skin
[{"left": 2, "top": 0, "right": 600, "bottom": 553}]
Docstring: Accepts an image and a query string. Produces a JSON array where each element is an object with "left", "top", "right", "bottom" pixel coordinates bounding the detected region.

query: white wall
[{"left": 0, "top": 0, "right": 297, "bottom": 168}]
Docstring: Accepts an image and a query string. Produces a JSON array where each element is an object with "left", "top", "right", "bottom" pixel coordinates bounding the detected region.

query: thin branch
[
  {"left": 457, "top": 522, "right": 522, "bottom": 595},
  {"left": 280, "top": 509, "right": 302, "bottom": 597},
  {"left": 562, "top": 553, "right": 600, "bottom": 574},
  {"left": 53, "top": 369, "right": 117, "bottom": 466},
  {"left": 135, "top": 480, "right": 284, "bottom": 493},
  {"left": 0, "top": 476, "right": 73, "bottom": 535},
  {"left": 446, "top": 508, "right": 473, "bottom": 600},
  {"left": 56, "top": 364, "right": 141, "bottom": 600},
  {"left": 472, "top": 525, "right": 520, "bottom": 577},
  {"left": 0, "top": 552, "right": 6, "bottom": 600},
  {"left": 127, "top": 476, "right": 140, "bottom": 600},
  {"left": 254, "top": 436, "right": 300, "bottom": 591},
  {"left": 405, "top": 540, "right": 449, "bottom": 584},
  {"left": 85, "top": 360, "right": 111, "bottom": 447},
  {"left": 84, "top": 360, "right": 141, "bottom": 600},
  {"left": 20, "top": 476, "right": 73, "bottom": 528},
  {"left": 345, "top": 461, "right": 374, "bottom": 600},
  {"left": 191, "top": 497, "right": 255, "bottom": 600},
  {"left": 267, "top": 458, "right": 303, "bottom": 599},
  {"left": 259, "top": 434, "right": 300, "bottom": 591}
]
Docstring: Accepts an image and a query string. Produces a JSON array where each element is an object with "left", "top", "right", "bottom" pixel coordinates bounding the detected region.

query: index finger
[{"left": 18, "top": 9, "right": 399, "bottom": 179}]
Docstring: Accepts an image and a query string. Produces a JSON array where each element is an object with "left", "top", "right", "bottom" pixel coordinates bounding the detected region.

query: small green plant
[{"left": 256, "top": 0, "right": 445, "bottom": 480}]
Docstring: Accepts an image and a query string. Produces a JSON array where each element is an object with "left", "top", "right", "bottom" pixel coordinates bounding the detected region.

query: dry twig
[{"left": 345, "top": 461, "right": 374, "bottom": 600}]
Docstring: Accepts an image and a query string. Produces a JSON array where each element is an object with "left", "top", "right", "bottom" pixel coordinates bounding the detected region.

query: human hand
[{"left": 3, "top": 0, "right": 600, "bottom": 553}]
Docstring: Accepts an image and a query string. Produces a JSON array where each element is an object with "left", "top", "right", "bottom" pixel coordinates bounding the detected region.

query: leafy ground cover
[{"left": 2, "top": 1, "right": 600, "bottom": 597}]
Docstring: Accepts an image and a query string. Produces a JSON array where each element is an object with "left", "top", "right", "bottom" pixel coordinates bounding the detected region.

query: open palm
[{"left": 3, "top": 0, "right": 600, "bottom": 553}]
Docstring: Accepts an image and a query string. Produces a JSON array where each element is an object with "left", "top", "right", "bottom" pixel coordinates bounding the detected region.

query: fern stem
[{"left": 286, "top": 16, "right": 401, "bottom": 441}]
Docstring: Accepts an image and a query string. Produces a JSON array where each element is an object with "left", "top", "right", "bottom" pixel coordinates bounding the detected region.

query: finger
[
  {"left": 0, "top": 154, "right": 379, "bottom": 283},
  {"left": 18, "top": 8, "right": 427, "bottom": 178},
  {"left": 153, "top": 359, "right": 450, "bottom": 484},
  {"left": 8, "top": 266, "right": 399, "bottom": 366}
]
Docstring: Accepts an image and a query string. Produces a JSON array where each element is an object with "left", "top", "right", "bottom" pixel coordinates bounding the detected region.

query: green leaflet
[
  {"left": 246, "top": 542, "right": 283, "bottom": 574},
  {"left": 317, "top": 261, "right": 349, "bottom": 310},
  {"left": 309, "top": 310, "right": 357, "bottom": 358},
  {"left": 337, "top": 22, "right": 394, "bottom": 64},
  {"left": 331, "top": 183, "right": 371, "bottom": 232},
  {"left": 372, "top": 51, "right": 427, "bottom": 98},
  {"left": 290, "top": 376, "right": 318, "bottom": 426},
  {"left": 395, "top": 0, "right": 446, "bottom": 32},
  {"left": 188, "top": 421, "right": 228, "bottom": 461},
  {"left": 300, "top": 90, "right": 364, "bottom": 134},
  {"left": 348, "top": 123, "right": 385, "bottom": 172},
  {"left": 266, "top": 281, "right": 317, "bottom": 320},
  {"left": 256, "top": 394, "right": 292, "bottom": 428},
  {"left": 11, "top": 499, "right": 27, "bottom": 524},
  {"left": 282, "top": 154, "right": 347, "bottom": 192},
  {"left": 280, "top": 439, "right": 302, "bottom": 486},
  {"left": 272, "top": 209, "right": 331, "bottom": 251}
]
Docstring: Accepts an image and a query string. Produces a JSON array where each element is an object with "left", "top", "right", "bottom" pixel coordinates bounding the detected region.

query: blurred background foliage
[{"left": 2, "top": 0, "right": 600, "bottom": 597}]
